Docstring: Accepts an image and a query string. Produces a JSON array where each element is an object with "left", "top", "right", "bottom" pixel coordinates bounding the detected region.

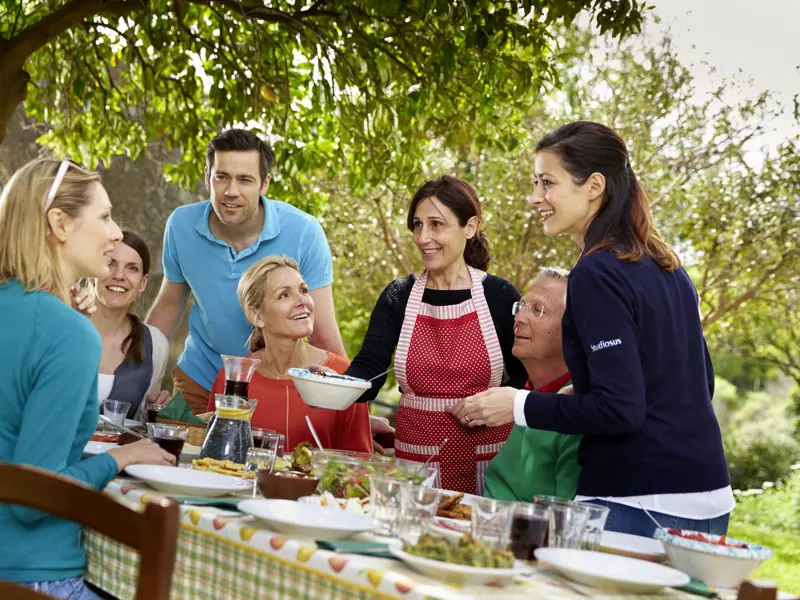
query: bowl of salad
[
  {"left": 311, "top": 450, "right": 435, "bottom": 499},
  {"left": 653, "top": 528, "right": 772, "bottom": 587}
]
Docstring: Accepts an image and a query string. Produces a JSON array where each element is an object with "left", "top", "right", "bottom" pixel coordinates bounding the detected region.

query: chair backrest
[{"left": 0, "top": 462, "right": 180, "bottom": 600}]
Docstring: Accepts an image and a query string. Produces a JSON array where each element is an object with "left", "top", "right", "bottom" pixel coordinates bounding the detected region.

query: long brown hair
[
  {"left": 118, "top": 231, "right": 151, "bottom": 364},
  {"left": 0, "top": 158, "right": 102, "bottom": 302},
  {"left": 406, "top": 175, "right": 491, "bottom": 271},
  {"left": 536, "top": 121, "right": 680, "bottom": 272}
]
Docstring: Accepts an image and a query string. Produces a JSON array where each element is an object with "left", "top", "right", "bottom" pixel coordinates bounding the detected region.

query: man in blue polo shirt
[{"left": 146, "top": 129, "right": 347, "bottom": 413}]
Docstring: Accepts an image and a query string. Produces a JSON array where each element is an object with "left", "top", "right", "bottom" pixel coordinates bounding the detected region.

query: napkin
[
  {"left": 157, "top": 392, "right": 207, "bottom": 424},
  {"left": 677, "top": 579, "right": 718, "bottom": 597},
  {"left": 316, "top": 540, "right": 395, "bottom": 559}
]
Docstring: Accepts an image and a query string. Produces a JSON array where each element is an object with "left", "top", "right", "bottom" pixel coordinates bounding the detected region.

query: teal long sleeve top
[{"left": 0, "top": 280, "right": 118, "bottom": 583}]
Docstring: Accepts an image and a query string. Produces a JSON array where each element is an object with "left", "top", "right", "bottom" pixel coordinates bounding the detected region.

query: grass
[{"left": 727, "top": 521, "right": 800, "bottom": 596}]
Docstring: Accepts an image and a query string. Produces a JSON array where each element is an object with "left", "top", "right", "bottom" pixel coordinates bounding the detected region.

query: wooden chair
[{"left": 0, "top": 462, "right": 180, "bottom": 599}]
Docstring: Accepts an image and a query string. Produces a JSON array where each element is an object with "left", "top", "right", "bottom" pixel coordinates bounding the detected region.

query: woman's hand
[
  {"left": 145, "top": 390, "right": 172, "bottom": 408},
  {"left": 369, "top": 415, "right": 395, "bottom": 455},
  {"left": 108, "top": 438, "right": 175, "bottom": 471},
  {"left": 70, "top": 280, "right": 96, "bottom": 317},
  {"left": 307, "top": 364, "right": 336, "bottom": 375},
  {"left": 448, "top": 387, "right": 518, "bottom": 428}
]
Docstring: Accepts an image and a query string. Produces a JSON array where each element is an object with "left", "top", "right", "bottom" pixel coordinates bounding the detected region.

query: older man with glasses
[{"left": 480, "top": 266, "right": 581, "bottom": 501}]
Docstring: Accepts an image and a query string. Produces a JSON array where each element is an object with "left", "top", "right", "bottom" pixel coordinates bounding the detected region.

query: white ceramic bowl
[
  {"left": 287, "top": 368, "right": 371, "bottom": 410},
  {"left": 654, "top": 529, "right": 772, "bottom": 587}
]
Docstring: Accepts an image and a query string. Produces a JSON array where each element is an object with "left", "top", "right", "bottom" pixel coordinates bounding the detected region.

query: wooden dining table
[{"left": 84, "top": 479, "right": 741, "bottom": 600}]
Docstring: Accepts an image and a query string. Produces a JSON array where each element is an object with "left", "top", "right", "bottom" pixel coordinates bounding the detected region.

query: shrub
[{"left": 725, "top": 433, "right": 800, "bottom": 492}]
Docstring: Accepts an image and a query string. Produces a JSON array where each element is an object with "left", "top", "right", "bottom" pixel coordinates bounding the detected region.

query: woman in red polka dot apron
[{"left": 394, "top": 265, "right": 512, "bottom": 495}]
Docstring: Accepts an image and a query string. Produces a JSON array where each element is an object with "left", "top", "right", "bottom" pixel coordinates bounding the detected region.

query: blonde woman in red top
[{"left": 207, "top": 255, "right": 372, "bottom": 453}]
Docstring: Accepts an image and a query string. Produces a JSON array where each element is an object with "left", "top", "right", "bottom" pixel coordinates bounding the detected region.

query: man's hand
[
  {"left": 70, "top": 280, "right": 96, "bottom": 317},
  {"left": 448, "top": 387, "right": 518, "bottom": 428}
]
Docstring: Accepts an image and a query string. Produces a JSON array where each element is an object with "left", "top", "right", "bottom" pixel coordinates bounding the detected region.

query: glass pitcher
[
  {"left": 200, "top": 395, "right": 258, "bottom": 464},
  {"left": 221, "top": 355, "right": 261, "bottom": 399}
]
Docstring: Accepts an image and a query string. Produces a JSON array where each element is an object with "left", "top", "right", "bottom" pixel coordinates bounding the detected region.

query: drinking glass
[
  {"left": 548, "top": 503, "right": 591, "bottom": 549},
  {"left": 510, "top": 501, "right": 551, "bottom": 560},
  {"left": 471, "top": 497, "right": 516, "bottom": 551},
  {"left": 577, "top": 502, "right": 610, "bottom": 550},
  {"left": 103, "top": 400, "right": 130, "bottom": 429},
  {"left": 250, "top": 428, "right": 276, "bottom": 448},
  {"left": 145, "top": 402, "right": 163, "bottom": 424},
  {"left": 145, "top": 423, "right": 189, "bottom": 464},
  {"left": 397, "top": 484, "right": 441, "bottom": 542},
  {"left": 369, "top": 476, "right": 404, "bottom": 532},
  {"left": 244, "top": 447, "right": 277, "bottom": 497}
]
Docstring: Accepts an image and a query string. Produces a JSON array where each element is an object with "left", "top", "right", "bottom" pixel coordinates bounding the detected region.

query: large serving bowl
[
  {"left": 310, "top": 450, "right": 435, "bottom": 498},
  {"left": 287, "top": 368, "right": 371, "bottom": 410},
  {"left": 654, "top": 529, "right": 772, "bottom": 587}
]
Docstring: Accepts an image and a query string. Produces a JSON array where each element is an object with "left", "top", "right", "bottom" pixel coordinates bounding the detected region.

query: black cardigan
[{"left": 346, "top": 273, "right": 528, "bottom": 401}]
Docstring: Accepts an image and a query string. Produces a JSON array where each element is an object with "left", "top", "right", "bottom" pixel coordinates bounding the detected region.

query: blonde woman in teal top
[{"left": 0, "top": 158, "right": 174, "bottom": 598}]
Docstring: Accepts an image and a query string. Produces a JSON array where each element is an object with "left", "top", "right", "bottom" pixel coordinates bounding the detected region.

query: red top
[{"left": 208, "top": 353, "right": 373, "bottom": 454}]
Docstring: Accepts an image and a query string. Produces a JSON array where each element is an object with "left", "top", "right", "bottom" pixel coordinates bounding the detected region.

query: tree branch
[{"left": 6, "top": 0, "right": 143, "bottom": 69}]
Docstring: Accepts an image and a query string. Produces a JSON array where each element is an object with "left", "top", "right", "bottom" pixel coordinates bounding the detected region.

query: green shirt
[{"left": 483, "top": 376, "right": 581, "bottom": 502}]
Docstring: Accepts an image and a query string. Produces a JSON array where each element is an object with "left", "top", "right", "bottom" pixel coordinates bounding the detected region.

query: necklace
[{"left": 261, "top": 345, "right": 307, "bottom": 380}]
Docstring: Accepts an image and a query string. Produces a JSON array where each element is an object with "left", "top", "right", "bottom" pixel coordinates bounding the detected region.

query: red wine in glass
[
  {"left": 510, "top": 513, "right": 549, "bottom": 560},
  {"left": 146, "top": 406, "right": 160, "bottom": 423},
  {"left": 153, "top": 436, "right": 186, "bottom": 463},
  {"left": 224, "top": 380, "right": 249, "bottom": 398}
]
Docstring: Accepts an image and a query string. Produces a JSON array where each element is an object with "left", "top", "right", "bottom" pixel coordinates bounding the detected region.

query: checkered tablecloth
[{"left": 85, "top": 479, "right": 738, "bottom": 600}]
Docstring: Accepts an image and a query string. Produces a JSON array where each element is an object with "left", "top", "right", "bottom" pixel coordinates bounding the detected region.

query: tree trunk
[{"left": 0, "top": 57, "right": 30, "bottom": 145}]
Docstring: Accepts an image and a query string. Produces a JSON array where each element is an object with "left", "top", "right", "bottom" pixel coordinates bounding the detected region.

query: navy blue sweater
[{"left": 522, "top": 250, "right": 730, "bottom": 497}]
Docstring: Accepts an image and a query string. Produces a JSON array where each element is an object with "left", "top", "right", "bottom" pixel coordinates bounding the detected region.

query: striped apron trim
[{"left": 418, "top": 299, "right": 476, "bottom": 320}]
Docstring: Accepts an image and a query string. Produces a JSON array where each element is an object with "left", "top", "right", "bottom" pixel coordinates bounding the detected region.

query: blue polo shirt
[{"left": 162, "top": 197, "right": 333, "bottom": 389}]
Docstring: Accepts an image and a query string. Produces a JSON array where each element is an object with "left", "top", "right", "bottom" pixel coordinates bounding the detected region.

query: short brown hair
[{"left": 206, "top": 129, "right": 275, "bottom": 183}]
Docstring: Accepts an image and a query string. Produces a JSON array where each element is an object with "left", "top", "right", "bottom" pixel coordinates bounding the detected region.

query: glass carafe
[
  {"left": 222, "top": 354, "right": 261, "bottom": 399},
  {"left": 200, "top": 395, "right": 258, "bottom": 464}
]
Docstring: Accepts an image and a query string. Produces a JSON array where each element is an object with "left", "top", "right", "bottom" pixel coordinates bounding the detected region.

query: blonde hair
[
  {"left": 237, "top": 255, "right": 302, "bottom": 352},
  {"left": 0, "top": 158, "right": 101, "bottom": 303}
]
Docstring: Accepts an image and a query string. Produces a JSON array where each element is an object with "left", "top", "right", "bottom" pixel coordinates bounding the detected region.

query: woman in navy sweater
[{"left": 451, "top": 121, "right": 733, "bottom": 536}]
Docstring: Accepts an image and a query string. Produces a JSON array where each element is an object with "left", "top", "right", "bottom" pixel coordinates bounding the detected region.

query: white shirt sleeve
[{"left": 513, "top": 388, "right": 530, "bottom": 427}]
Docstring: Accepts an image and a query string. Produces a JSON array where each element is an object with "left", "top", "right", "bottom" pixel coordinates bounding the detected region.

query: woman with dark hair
[
  {"left": 451, "top": 122, "right": 733, "bottom": 535},
  {"left": 91, "top": 231, "right": 171, "bottom": 420},
  {"left": 340, "top": 175, "right": 527, "bottom": 494}
]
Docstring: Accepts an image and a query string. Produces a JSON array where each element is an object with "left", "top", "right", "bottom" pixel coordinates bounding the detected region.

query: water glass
[
  {"left": 245, "top": 447, "right": 277, "bottom": 496},
  {"left": 510, "top": 501, "right": 551, "bottom": 560},
  {"left": 103, "top": 399, "right": 130, "bottom": 429},
  {"left": 578, "top": 502, "right": 610, "bottom": 550},
  {"left": 548, "top": 503, "right": 591, "bottom": 549},
  {"left": 471, "top": 497, "right": 516, "bottom": 551},
  {"left": 369, "top": 476, "right": 404, "bottom": 531},
  {"left": 397, "top": 484, "right": 441, "bottom": 542}
]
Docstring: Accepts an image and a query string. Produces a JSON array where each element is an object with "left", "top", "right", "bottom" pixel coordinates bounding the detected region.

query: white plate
[
  {"left": 125, "top": 465, "right": 252, "bottom": 498},
  {"left": 430, "top": 517, "right": 471, "bottom": 543},
  {"left": 238, "top": 499, "right": 375, "bottom": 541},
  {"left": 288, "top": 368, "right": 371, "bottom": 410},
  {"left": 389, "top": 540, "right": 529, "bottom": 585},
  {"left": 84, "top": 441, "right": 118, "bottom": 455},
  {"left": 535, "top": 548, "right": 690, "bottom": 593},
  {"left": 600, "top": 531, "right": 667, "bottom": 562}
]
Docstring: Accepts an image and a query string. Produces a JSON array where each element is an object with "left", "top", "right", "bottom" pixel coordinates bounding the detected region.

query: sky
[{"left": 645, "top": 0, "right": 800, "bottom": 157}]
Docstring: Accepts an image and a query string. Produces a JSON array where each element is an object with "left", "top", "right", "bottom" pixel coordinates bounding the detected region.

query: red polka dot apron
[{"left": 394, "top": 267, "right": 512, "bottom": 495}]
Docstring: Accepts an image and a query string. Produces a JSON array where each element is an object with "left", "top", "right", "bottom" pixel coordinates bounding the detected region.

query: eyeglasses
[
  {"left": 44, "top": 158, "right": 85, "bottom": 212},
  {"left": 512, "top": 300, "right": 545, "bottom": 318}
]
